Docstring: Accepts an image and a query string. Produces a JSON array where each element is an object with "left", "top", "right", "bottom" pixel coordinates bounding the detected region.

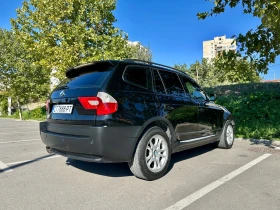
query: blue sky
[{"left": 1, "top": 0, "right": 279, "bottom": 80}]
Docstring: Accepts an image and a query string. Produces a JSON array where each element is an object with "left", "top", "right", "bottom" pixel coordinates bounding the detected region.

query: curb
[
  {"left": 15, "top": 119, "right": 43, "bottom": 122},
  {"left": 0, "top": 117, "right": 15, "bottom": 120},
  {"left": 0, "top": 117, "right": 43, "bottom": 122}
]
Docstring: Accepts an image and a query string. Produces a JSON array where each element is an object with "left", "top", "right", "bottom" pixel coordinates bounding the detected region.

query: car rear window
[{"left": 57, "top": 68, "right": 113, "bottom": 89}]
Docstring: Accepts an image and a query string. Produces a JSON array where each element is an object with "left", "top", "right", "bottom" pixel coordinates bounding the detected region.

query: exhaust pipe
[{"left": 46, "top": 146, "right": 53, "bottom": 154}]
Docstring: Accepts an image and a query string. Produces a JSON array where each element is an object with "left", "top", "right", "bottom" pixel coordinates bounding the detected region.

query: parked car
[{"left": 40, "top": 59, "right": 235, "bottom": 180}]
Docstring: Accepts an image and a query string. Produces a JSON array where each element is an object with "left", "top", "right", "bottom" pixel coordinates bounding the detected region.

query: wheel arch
[
  {"left": 136, "top": 117, "right": 175, "bottom": 142},
  {"left": 223, "top": 112, "right": 235, "bottom": 128},
  {"left": 129, "top": 117, "right": 176, "bottom": 162}
]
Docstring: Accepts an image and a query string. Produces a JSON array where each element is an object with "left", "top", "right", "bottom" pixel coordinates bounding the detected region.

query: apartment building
[{"left": 203, "top": 35, "right": 236, "bottom": 60}]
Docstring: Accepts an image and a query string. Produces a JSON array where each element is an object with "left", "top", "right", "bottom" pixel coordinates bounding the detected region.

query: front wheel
[
  {"left": 128, "top": 126, "right": 171, "bottom": 181},
  {"left": 217, "top": 120, "right": 235, "bottom": 149}
]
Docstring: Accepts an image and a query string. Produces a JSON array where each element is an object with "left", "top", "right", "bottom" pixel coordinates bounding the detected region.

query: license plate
[{"left": 52, "top": 105, "right": 73, "bottom": 114}]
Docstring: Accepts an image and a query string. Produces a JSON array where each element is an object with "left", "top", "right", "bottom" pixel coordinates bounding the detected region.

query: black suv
[{"left": 40, "top": 59, "right": 234, "bottom": 180}]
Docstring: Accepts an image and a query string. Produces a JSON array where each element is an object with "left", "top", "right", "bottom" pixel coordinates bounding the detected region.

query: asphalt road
[{"left": 0, "top": 118, "right": 279, "bottom": 210}]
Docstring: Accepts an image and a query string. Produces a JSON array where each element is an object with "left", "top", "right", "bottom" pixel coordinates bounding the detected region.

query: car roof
[
  {"left": 121, "top": 59, "right": 189, "bottom": 75},
  {"left": 67, "top": 59, "right": 197, "bottom": 85},
  {"left": 120, "top": 59, "right": 197, "bottom": 84}
]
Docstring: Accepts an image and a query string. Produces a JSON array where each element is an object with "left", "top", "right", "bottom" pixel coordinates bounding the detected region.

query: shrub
[
  {"left": 0, "top": 96, "right": 8, "bottom": 116},
  {"left": 205, "top": 82, "right": 280, "bottom": 140},
  {"left": 29, "top": 106, "right": 46, "bottom": 120},
  {"left": 7, "top": 106, "right": 46, "bottom": 121}
]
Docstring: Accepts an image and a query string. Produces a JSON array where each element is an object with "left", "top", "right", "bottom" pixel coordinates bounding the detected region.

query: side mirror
[{"left": 209, "top": 93, "right": 217, "bottom": 101}]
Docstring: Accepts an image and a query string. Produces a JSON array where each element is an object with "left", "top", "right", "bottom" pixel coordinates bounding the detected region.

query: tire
[
  {"left": 217, "top": 120, "right": 235, "bottom": 149},
  {"left": 128, "top": 126, "right": 171, "bottom": 181}
]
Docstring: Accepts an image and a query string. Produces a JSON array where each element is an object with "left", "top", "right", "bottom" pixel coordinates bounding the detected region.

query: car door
[
  {"left": 182, "top": 78, "right": 223, "bottom": 137},
  {"left": 114, "top": 64, "right": 159, "bottom": 126},
  {"left": 153, "top": 69, "right": 199, "bottom": 141}
]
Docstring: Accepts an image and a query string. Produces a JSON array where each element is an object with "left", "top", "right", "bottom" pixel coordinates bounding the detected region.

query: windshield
[{"left": 56, "top": 68, "right": 113, "bottom": 89}]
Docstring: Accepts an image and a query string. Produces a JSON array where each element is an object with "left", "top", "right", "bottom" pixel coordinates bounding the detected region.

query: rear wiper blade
[{"left": 55, "top": 85, "right": 69, "bottom": 91}]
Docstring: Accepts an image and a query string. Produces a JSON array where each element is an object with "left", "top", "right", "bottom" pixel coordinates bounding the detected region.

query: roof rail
[{"left": 123, "top": 59, "right": 181, "bottom": 72}]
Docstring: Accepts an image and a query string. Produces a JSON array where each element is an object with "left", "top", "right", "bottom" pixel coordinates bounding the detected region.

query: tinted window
[
  {"left": 158, "top": 70, "right": 185, "bottom": 97},
  {"left": 123, "top": 66, "right": 149, "bottom": 89},
  {"left": 180, "top": 76, "right": 207, "bottom": 100},
  {"left": 57, "top": 69, "right": 112, "bottom": 88},
  {"left": 153, "top": 70, "right": 166, "bottom": 94}
]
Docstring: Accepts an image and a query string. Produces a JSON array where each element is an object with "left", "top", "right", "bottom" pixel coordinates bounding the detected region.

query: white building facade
[{"left": 203, "top": 35, "right": 237, "bottom": 60}]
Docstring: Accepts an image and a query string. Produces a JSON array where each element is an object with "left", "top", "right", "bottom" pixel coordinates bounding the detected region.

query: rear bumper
[
  {"left": 40, "top": 122, "right": 141, "bottom": 163},
  {"left": 46, "top": 147, "right": 104, "bottom": 162}
]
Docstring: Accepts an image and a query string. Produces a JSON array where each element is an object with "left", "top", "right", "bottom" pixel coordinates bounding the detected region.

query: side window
[
  {"left": 158, "top": 70, "right": 185, "bottom": 97},
  {"left": 123, "top": 66, "right": 149, "bottom": 89},
  {"left": 180, "top": 76, "right": 207, "bottom": 100},
  {"left": 153, "top": 69, "right": 166, "bottom": 94}
]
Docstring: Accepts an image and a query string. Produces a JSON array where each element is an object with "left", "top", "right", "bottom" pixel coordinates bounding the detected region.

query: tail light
[
  {"left": 46, "top": 99, "right": 50, "bottom": 112},
  {"left": 78, "top": 92, "right": 118, "bottom": 115}
]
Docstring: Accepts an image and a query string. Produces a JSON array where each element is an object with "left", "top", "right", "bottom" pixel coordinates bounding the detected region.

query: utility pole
[
  {"left": 8, "top": 97, "right": 11, "bottom": 116},
  {"left": 196, "top": 65, "right": 199, "bottom": 82}
]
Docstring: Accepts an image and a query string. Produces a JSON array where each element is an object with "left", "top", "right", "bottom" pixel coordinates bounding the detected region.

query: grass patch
[{"left": 205, "top": 82, "right": 280, "bottom": 140}]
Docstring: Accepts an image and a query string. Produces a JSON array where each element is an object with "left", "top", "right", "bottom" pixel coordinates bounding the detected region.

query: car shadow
[
  {"left": 239, "top": 138, "right": 279, "bottom": 147},
  {"left": 0, "top": 153, "right": 57, "bottom": 172},
  {"left": 66, "top": 144, "right": 215, "bottom": 178},
  {"left": 66, "top": 159, "right": 132, "bottom": 177},
  {"left": 249, "top": 139, "right": 274, "bottom": 147},
  {"left": 166, "top": 144, "right": 215, "bottom": 174}
]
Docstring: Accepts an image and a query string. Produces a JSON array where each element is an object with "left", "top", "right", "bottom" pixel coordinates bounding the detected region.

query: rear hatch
[{"left": 46, "top": 61, "right": 117, "bottom": 126}]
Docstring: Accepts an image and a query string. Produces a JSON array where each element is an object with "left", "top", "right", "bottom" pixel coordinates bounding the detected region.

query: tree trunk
[{"left": 16, "top": 97, "right": 22, "bottom": 120}]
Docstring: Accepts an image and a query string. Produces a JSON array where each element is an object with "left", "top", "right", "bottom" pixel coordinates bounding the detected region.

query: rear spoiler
[{"left": 66, "top": 60, "right": 119, "bottom": 78}]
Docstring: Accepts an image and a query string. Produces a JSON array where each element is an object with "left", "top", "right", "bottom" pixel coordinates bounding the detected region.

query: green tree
[
  {"left": 213, "top": 51, "right": 261, "bottom": 83},
  {"left": 174, "top": 56, "right": 260, "bottom": 88},
  {"left": 174, "top": 63, "right": 188, "bottom": 72},
  {"left": 0, "top": 29, "right": 49, "bottom": 119},
  {"left": 176, "top": 59, "right": 221, "bottom": 87},
  {"left": 198, "top": 0, "right": 280, "bottom": 74},
  {"left": 189, "top": 59, "right": 221, "bottom": 87},
  {"left": 174, "top": 63, "right": 196, "bottom": 81},
  {"left": 11, "top": 0, "right": 130, "bottom": 80},
  {"left": 174, "top": 63, "right": 194, "bottom": 77},
  {"left": 127, "top": 42, "right": 152, "bottom": 61}
]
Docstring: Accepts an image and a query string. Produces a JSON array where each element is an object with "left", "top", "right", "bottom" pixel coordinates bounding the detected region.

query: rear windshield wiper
[{"left": 55, "top": 85, "right": 69, "bottom": 91}]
